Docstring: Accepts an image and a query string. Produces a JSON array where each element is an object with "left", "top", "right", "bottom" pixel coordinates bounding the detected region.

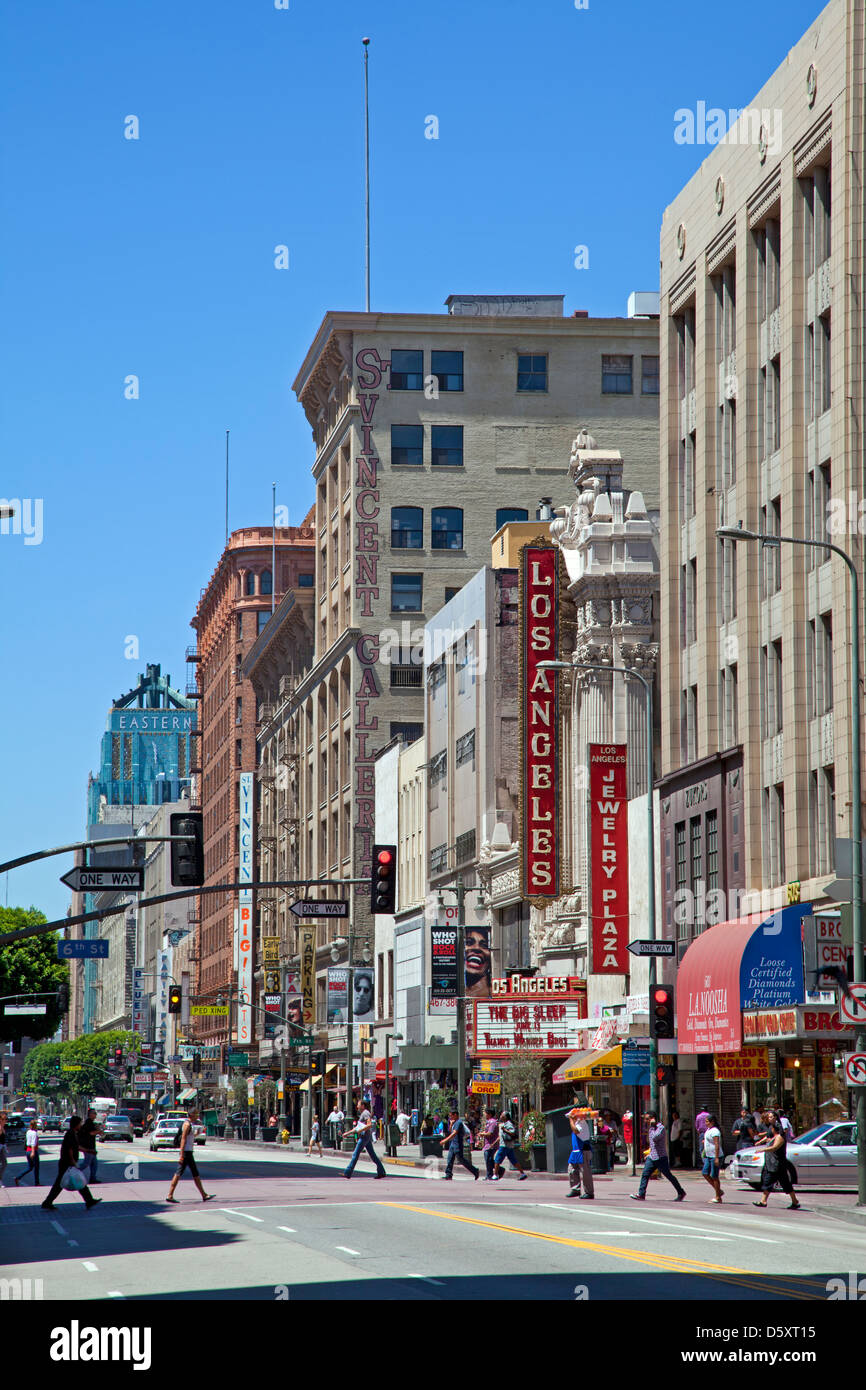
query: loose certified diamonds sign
[
  {"left": 589, "top": 744, "right": 629, "bottom": 974},
  {"left": 519, "top": 541, "right": 560, "bottom": 900}
]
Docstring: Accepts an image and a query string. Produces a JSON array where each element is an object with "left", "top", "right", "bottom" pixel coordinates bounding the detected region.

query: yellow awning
[
  {"left": 552, "top": 1045, "right": 622, "bottom": 1083},
  {"left": 298, "top": 1065, "right": 338, "bottom": 1092}
]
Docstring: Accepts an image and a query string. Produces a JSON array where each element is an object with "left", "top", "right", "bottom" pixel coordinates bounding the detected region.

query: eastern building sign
[
  {"left": 589, "top": 744, "right": 630, "bottom": 974},
  {"left": 109, "top": 712, "right": 195, "bottom": 733},
  {"left": 519, "top": 542, "right": 560, "bottom": 899}
]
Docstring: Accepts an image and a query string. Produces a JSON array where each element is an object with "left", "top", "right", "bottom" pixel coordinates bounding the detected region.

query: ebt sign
[{"left": 519, "top": 543, "right": 560, "bottom": 899}]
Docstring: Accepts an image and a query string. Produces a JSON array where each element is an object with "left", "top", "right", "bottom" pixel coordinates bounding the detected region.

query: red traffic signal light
[
  {"left": 114, "top": 1045, "right": 123, "bottom": 1065},
  {"left": 650, "top": 984, "right": 674, "bottom": 1040},
  {"left": 371, "top": 844, "right": 397, "bottom": 915}
]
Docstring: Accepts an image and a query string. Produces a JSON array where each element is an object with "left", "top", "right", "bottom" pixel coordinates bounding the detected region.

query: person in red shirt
[{"left": 622, "top": 1110, "right": 634, "bottom": 1168}]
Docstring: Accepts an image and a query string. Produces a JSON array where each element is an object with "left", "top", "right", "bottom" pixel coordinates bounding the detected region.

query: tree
[
  {"left": 21, "top": 1041, "right": 68, "bottom": 1098},
  {"left": 63, "top": 1029, "right": 141, "bottom": 1100},
  {"left": 0, "top": 907, "right": 68, "bottom": 1044},
  {"left": 502, "top": 1049, "right": 545, "bottom": 1115}
]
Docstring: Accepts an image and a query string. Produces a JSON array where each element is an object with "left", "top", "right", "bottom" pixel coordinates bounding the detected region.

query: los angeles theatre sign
[{"left": 519, "top": 541, "right": 561, "bottom": 900}]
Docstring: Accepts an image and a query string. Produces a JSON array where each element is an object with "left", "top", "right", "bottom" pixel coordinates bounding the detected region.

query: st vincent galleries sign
[{"left": 519, "top": 541, "right": 561, "bottom": 900}]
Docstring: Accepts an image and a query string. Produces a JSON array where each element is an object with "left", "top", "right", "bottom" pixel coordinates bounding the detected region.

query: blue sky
[{"left": 0, "top": 0, "right": 825, "bottom": 923}]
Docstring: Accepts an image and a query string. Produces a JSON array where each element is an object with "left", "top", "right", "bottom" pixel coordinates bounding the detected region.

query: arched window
[
  {"left": 391, "top": 507, "right": 423, "bottom": 549},
  {"left": 431, "top": 507, "right": 463, "bottom": 550},
  {"left": 261, "top": 569, "right": 273, "bottom": 596},
  {"left": 496, "top": 507, "right": 529, "bottom": 528},
  {"left": 245, "top": 571, "right": 257, "bottom": 596}
]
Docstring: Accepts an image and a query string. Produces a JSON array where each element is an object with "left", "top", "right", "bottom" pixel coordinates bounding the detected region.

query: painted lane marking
[
  {"left": 407, "top": 1273, "right": 446, "bottom": 1286},
  {"left": 50, "top": 1220, "right": 67, "bottom": 1237},
  {"left": 107, "top": 1292, "right": 125, "bottom": 1299},
  {"left": 377, "top": 1203, "right": 825, "bottom": 1300},
  {"left": 219, "top": 1208, "right": 264, "bottom": 1222},
  {"left": 335, "top": 1245, "right": 360, "bottom": 1256},
  {"left": 82, "top": 1262, "right": 99, "bottom": 1272},
  {"left": 581, "top": 1232, "right": 731, "bottom": 1241},
  {"left": 277, "top": 1226, "right": 297, "bottom": 1234},
  {"left": 536, "top": 1203, "right": 779, "bottom": 1245}
]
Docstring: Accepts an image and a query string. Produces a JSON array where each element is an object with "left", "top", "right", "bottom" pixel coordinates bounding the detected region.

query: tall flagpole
[
  {"left": 363, "top": 37, "right": 371, "bottom": 312},
  {"left": 271, "top": 482, "right": 277, "bottom": 615},
  {"left": 225, "top": 430, "right": 230, "bottom": 546}
]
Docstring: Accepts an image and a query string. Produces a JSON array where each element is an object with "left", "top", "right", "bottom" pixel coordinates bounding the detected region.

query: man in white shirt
[
  {"left": 396, "top": 1108, "right": 410, "bottom": 1146},
  {"left": 15, "top": 1122, "right": 40, "bottom": 1186},
  {"left": 565, "top": 1109, "right": 594, "bottom": 1199},
  {"left": 343, "top": 1105, "right": 386, "bottom": 1179},
  {"left": 326, "top": 1106, "right": 344, "bottom": 1148}
]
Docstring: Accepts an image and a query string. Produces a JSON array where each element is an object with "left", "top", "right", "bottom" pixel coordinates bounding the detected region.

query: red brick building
[{"left": 190, "top": 519, "right": 315, "bottom": 1047}]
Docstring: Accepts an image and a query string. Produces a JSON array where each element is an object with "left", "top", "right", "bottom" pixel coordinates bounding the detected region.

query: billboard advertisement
[
  {"left": 238, "top": 772, "right": 254, "bottom": 1044},
  {"left": 589, "top": 744, "right": 630, "bottom": 974},
  {"left": 519, "top": 542, "right": 560, "bottom": 899},
  {"left": 431, "top": 927, "right": 458, "bottom": 1000},
  {"left": 327, "top": 966, "right": 350, "bottom": 1023}
]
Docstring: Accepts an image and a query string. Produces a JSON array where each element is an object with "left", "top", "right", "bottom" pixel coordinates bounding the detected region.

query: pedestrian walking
[
  {"left": 41, "top": 1117, "right": 101, "bottom": 1211},
  {"left": 396, "top": 1107, "right": 410, "bottom": 1146},
  {"left": 344, "top": 1103, "right": 386, "bottom": 1179},
  {"left": 165, "top": 1111, "right": 215, "bottom": 1204},
  {"left": 630, "top": 1112, "right": 686, "bottom": 1202},
  {"left": 15, "top": 1120, "right": 40, "bottom": 1186},
  {"left": 753, "top": 1110, "right": 800, "bottom": 1210},
  {"left": 622, "top": 1109, "right": 635, "bottom": 1168},
  {"left": 701, "top": 1113, "right": 723, "bottom": 1203},
  {"left": 481, "top": 1111, "right": 500, "bottom": 1180},
  {"left": 669, "top": 1110, "right": 683, "bottom": 1168},
  {"left": 440, "top": 1110, "right": 480, "bottom": 1181},
  {"left": 326, "top": 1105, "right": 344, "bottom": 1148},
  {"left": 432, "top": 1112, "right": 445, "bottom": 1137},
  {"left": 78, "top": 1108, "right": 100, "bottom": 1185},
  {"left": 565, "top": 1108, "right": 594, "bottom": 1199},
  {"left": 694, "top": 1105, "right": 710, "bottom": 1165},
  {"left": 777, "top": 1108, "right": 795, "bottom": 1142},
  {"left": 308, "top": 1115, "right": 323, "bottom": 1157},
  {"left": 493, "top": 1112, "right": 527, "bottom": 1181},
  {"left": 0, "top": 1112, "right": 8, "bottom": 1187},
  {"left": 732, "top": 1107, "right": 756, "bottom": 1151}
]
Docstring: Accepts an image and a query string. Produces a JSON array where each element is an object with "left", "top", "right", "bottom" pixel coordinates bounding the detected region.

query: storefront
[
  {"left": 470, "top": 975, "right": 589, "bottom": 1115},
  {"left": 741, "top": 1006, "right": 855, "bottom": 1130}
]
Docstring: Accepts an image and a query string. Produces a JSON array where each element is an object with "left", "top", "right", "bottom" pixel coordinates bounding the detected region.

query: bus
[{"left": 90, "top": 1097, "right": 117, "bottom": 1121}]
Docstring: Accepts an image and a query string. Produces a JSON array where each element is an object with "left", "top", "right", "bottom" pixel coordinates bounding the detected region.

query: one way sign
[{"left": 60, "top": 866, "right": 144, "bottom": 893}]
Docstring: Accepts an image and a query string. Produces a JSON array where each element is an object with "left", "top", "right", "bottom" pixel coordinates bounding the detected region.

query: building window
[
  {"left": 431, "top": 350, "right": 463, "bottom": 392},
  {"left": 429, "top": 842, "right": 448, "bottom": 876},
  {"left": 760, "top": 640, "right": 783, "bottom": 737},
  {"left": 456, "top": 729, "right": 476, "bottom": 767},
  {"left": 680, "top": 685, "right": 698, "bottom": 764},
  {"left": 763, "top": 783, "right": 785, "bottom": 885},
  {"left": 455, "top": 829, "right": 476, "bottom": 865},
  {"left": 429, "top": 749, "right": 447, "bottom": 786},
  {"left": 257, "top": 611, "right": 270, "bottom": 635},
  {"left": 391, "top": 506, "right": 423, "bottom": 549},
  {"left": 298, "top": 572, "right": 314, "bottom": 587},
  {"left": 428, "top": 660, "right": 446, "bottom": 692},
  {"left": 717, "top": 400, "right": 736, "bottom": 491},
  {"left": 818, "top": 313, "right": 831, "bottom": 414},
  {"left": 391, "top": 424, "right": 423, "bottom": 467},
  {"left": 718, "top": 538, "right": 737, "bottom": 623},
  {"left": 260, "top": 570, "right": 273, "bottom": 596},
  {"left": 245, "top": 572, "right": 257, "bottom": 596},
  {"left": 770, "top": 356, "right": 781, "bottom": 452},
  {"left": 810, "top": 766, "right": 835, "bottom": 877},
  {"left": 390, "top": 349, "right": 423, "bottom": 391},
  {"left": 391, "top": 573, "right": 423, "bottom": 612},
  {"left": 517, "top": 354, "right": 548, "bottom": 391},
  {"left": 235, "top": 739, "right": 242, "bottom": 768},
  {"left": 761, "top": 497, "right": 782, "bottom": 597},
  {"left": 602, "top": 354, "right": 633, "bottom": 394},
  {"left": 675, "top": 822, "right": 688, "bottom": 940},
  {"left": 390, "top": 722, "right": 423, "bottom": 744},
  {"left": 431, "top": 506, "right": 463, "bottom": 549},
  {"left": 690, "top": 816, "right": 702, "bottom": 890},
  {"left": 237, "top": 613, "right": 243, "bottom": 640},
  {"left": 236, "top": 697, "right": 243, "bottom": 726},
  {"left": 389, "top": 646, "right": 423, "bottom": 689},
  {"left": 706, "top": 810, "right": 719, "bottom": 893},
  {"left": 720, "top": 663, "right": 738, "bottom": 747},
  {"left": 496, "top": 507, "right": 528, "bottom": 528},
  {"left": 680, "top": 558, "right": 697, "bottom": 646},
  {"left": 431, "top": 425, "right": 463, "bottom": 468},
  {"left": 641, "top": 355, "right": 660, "bottom": 394},
  {"left": 445, "top": 586, "right": 461, "bottom": 602},
  {"left": 807, "top": 613, "right": 833, "bottom": 718},
  {"left": 679, "top": 433, "right": 696, "bottom": 520}
]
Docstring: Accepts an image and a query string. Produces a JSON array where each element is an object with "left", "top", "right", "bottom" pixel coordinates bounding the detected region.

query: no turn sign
[
  {"left": 840, "top": 983, "right": 866, "bottom": 1025},
  {"left": 843, "top": 1053, "right": 866, "bottom": 1086}
]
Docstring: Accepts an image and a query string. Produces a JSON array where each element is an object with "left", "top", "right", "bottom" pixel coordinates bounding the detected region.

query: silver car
[
  {"left": 102, "top": 1114, "right": 134, "bottom": 1142},
  {"left": 730, "top": 1121, "right": 858, "bottom": 1188}
]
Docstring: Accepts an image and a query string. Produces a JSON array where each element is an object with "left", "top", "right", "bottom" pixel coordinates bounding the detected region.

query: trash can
[
  {"left": 590, "top": 1139, "right": 609, "bottom": 1175},
  {"left": 419, "top": 1136, "right": 440, "bottom": 1159}
]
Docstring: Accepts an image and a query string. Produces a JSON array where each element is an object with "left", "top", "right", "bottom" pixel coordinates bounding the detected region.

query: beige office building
[{"left": 659, "top": 0, "right": 865, "bottom": 950}]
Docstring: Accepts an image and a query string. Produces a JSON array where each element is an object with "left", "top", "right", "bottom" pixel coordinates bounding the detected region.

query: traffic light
[
  {"left": 656, "top": 1064, "right": 675, "bottom": 1087},
  {"left": 169, "top": 812, "right": 204, "bottom": 887},
  {"left": 168, "top": 985, "right": 182, "bottom": 1015},
  {"left": 114, "top": 1045, "right": 123, "bottom": 1066},
  {"left": 192, "top": 1051, "right": 202, "bottom": 1073},
  {"left": 53, "top": 1056, "right": 61, "bottom": 1074},
  {"left": 310, "top": 1052, "right": 324, "bottom": 1078},
  {"left": 650, "top": 984, "right": 675, "bottom": 1040},
  {"left": 57, "top": 983, "right": 69, "bottom": 1014},
  {"left": 371, "top": 844, "right": 397, "bottom": 914}
]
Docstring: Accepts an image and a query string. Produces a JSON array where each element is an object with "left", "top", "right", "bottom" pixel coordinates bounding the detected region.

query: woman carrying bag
[
  {"left": 41, "top": 1116, "right": 101, "bottom": 1211},
  {"left": 753, "top": 1109, "right": 800, "bottom": 1210}
]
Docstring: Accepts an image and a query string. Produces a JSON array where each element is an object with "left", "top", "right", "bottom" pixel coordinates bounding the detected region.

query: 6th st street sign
[{"left": 60, "top": 865, "right": 144, "bottom": 893}]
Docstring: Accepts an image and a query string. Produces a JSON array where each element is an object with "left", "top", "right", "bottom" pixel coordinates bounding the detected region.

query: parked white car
[
  {"left": 149, "top": 1120, "right": 183, "bottom": 1151},
  {"left": 730, "top": 1121, "right": 858, "bottom": 1188}
]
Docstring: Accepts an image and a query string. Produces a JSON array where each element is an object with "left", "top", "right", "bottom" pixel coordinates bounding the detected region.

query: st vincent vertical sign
[
  {"left": 519, "top": 542, "right": 560, "bottom": 900},
  {"left": 589, "top": 744, "right": 630, "bottom": 974}
]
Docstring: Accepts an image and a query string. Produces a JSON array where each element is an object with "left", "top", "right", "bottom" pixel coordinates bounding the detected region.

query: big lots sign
[
  {"left": 589, "top": 744, "right": 629, "bottom": 974},
  {"left": 519, "top": 543, "right": 560, "bottom": 899}
]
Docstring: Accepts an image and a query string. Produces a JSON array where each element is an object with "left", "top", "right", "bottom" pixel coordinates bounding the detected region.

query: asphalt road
[{"left": 2, "top": 1135, "right": 865, "bottom": 1301}]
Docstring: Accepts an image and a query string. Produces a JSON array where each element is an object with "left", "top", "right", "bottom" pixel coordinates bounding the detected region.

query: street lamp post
[
  {"left": 384, "top": 1032, "right": 403, "bottom": 1148},
  {"left": 539, "top": 658, "right": 659, "bottom": 1112},
  {"left": 717, "top": 524, "right": 865, "bottom": 1206},
  {"left": 436, "top": 876, "right": 485, "bottom": 1119}
]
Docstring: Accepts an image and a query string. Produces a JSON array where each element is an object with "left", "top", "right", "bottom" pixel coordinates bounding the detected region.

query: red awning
[
  {"left": 374, "top": 1057, "right": 395, "bottom": 1078},
  {"left": 677, "top": 914, "right": 765, "bottom": 1055}
]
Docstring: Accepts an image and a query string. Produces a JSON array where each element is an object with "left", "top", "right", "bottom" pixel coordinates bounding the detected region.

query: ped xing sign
[{"left": 190, "top": 1005, "right": 229, "bottom": 1016}]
